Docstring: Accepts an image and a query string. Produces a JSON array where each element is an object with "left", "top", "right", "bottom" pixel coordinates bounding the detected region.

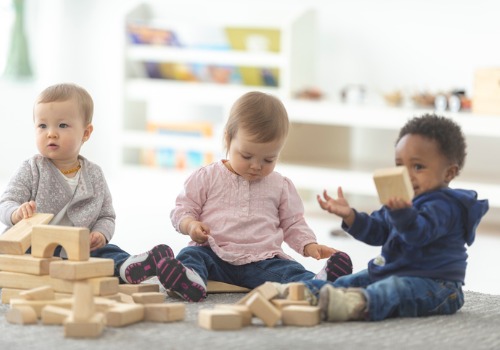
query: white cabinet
[
  {"left": 278, "top": 100, "right": 500, "bottom": 226},
  {"left": 121, "top": 2, "right": 315, "bottom": 171}
]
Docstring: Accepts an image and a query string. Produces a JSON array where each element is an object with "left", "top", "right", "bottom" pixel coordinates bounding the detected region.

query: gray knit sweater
[{"left": 0, "top": 154, "right": 115, "bottom": 242}]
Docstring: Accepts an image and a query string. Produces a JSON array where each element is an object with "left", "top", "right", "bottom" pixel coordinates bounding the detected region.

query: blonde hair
[
  {"left": 35, "top": 83, "right": 94, "bottom": 125},
  {"left": 224, "top": 91, "right": 289, "bottom": 151}
]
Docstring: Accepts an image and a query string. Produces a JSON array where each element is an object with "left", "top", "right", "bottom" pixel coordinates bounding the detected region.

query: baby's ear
[
  {"left": 445, "top": 163, "right": 459, "bottom": 183},
  {"left": 83, "top": 124, "right": 94, "bottom": 142}
]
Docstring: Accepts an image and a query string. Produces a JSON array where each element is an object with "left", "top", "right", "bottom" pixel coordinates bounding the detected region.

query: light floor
[{"left": 1, "top": 172, "right": 499, "bottom": 295}]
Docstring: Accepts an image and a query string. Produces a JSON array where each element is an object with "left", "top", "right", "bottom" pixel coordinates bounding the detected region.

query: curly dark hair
[{"left": 396, "top": 113, "right": 467, "bottom": 174}]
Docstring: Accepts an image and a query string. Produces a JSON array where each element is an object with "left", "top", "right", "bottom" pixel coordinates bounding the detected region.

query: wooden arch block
[{"left": 31, "top": 225, "right": 90, "bottom": 261}]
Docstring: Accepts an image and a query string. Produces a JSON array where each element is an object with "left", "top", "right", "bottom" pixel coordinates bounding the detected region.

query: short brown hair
[
  {"left": 224, "top": 91, "right": 289, "bottom": 151},
  {"left": 35, "top": 83, "right": 94, "bottom": 125}
]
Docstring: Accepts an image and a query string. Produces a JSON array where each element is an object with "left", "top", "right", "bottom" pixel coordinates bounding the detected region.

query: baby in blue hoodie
[{"left": 275, "top": 113, "right": 489, "bottom": 322}]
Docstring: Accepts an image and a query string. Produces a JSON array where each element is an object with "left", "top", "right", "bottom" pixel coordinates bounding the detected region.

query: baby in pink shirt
[{"left": 125, "top": 91, "right": 352, "bottom": 302}]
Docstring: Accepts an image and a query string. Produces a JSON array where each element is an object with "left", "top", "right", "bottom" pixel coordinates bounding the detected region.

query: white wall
[{"left": 1, "top": 0, "right": 499, "bottom": 180}]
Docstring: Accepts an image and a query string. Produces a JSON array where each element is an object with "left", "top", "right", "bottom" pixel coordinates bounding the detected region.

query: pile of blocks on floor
[{"left": 0, "top": 213, "right": 321, "bottom": 338}]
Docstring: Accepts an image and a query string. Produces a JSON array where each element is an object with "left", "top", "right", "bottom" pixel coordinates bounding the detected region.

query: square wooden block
[{"left": 373, "top": 166, "right": 414, "bottom": 205}]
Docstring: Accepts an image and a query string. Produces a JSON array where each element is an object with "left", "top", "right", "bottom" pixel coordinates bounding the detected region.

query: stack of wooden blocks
[{"left": 0, "top": 213, "right": 185, "bottom": 338}]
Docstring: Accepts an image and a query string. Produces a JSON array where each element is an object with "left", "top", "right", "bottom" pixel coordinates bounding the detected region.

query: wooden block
[
  {"left": 198, "top": 309, "right": 242, "bottom": 330},
  {"left": 144, "top": 303, "right": 185, "bottom": 322},
  {"left": 10, "top": 298, "right": 73, "bottom": 318},
  {"left": 0, "top": 213, "right": 54, "bottom": 255},
  {"left": 49, "top": 257, "right": 114, "bottom": 280},
  {"left": 105, "top": 303, "right": 145, "bottom": 327},
  {"left": 245, "top": 292, "right": 281, "bottom": 327},
  {"left": 31, "top": 224, "right": 90, "bottom": 261},
  {"left": 64, "top": 312, "right": 106, "bottom": 338},
  {"left": 271, "top": 299, "right": 310, "bottom": 310},
  {"left": 72, "top": 282, "right": 95, "bottom": 321},
  {"left": 2, "top": 288, "right": 73, "bottom": 303},
  {"left": 41, "top": 305, "right": 73, "bottom": 325},
  {"left": 118, "top": 283, "right": 160, "bottom": 295},
  {"left": 282, "top": 305, "right": 321, "bottom": 326},
  {"left": 288, "top": 283, "right": 305, "bottom": 301},
  {"left": 373, "top": 166, "right": 414, "bottom": 205},
  {"left": 215, "top": 304, "right": 252, "bottom": 326},
  {"left": 207, "top": 280, "right": 250, "bottom": 293},
  {"left": 236, "top": 281, "right": 279, "bottom": 305},
  {"left": 0, "top": 271, "right": 119, "bottom": 295},
  {"left": 0, "top": 254, "right": 60, "bottom": 275},
  {"left": 132, "top": 292, "right": 165, "bottom": 304},
  {"left": 117, "top": 292, "right": 135, "bottom": 304},
  {"left": 5, "top": 305, "right": 38, "bottom": 324},
  {"left": 19, "top": 285, "right": 55, "bottom": 301}
]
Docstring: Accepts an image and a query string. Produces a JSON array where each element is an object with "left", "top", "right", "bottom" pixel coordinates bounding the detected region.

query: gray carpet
[{"left": 1, "top": 288, "right": 499, "bottom": 350}]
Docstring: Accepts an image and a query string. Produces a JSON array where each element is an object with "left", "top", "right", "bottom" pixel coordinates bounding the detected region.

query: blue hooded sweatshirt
[{"left": 343, "top": 188, "right": 489, "bottom": 283}]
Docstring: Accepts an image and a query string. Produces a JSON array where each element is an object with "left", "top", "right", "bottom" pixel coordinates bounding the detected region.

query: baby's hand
[
  {"left": 386, "top": 197, "right": 412, "bottom": 210},
  {"left": 187, "top": 221, "right": 210, "bottom": 244},
  {"left": 89, "top": 231, "right": 106, "bottom": 251},
  {"left": 11, "top": 200, "right": 37, "bottom": 224},
  {"left": 304, "top": 243, "right": 338, "bottom": 260}
]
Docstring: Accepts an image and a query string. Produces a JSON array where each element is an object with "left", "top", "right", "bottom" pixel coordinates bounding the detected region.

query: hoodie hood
[{"left": 442, "top": 188, "right": 489, "bottom": 245}]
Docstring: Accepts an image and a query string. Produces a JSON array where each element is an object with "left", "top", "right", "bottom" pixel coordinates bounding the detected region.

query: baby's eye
[
  {"left": 59, "top": 123, "right": 69, "bottom": 128},
  {"left": 38, "top": 124, "right": 47, "bottom": 129},
  {"left": 241, "top": 155, "right": 251, "bottom": 160},
  {"left": 264, "top": 159, "right": 275, "bottom": 164},
  {"left": 414, "top": 164, "right": 424, "bottom": 170}
]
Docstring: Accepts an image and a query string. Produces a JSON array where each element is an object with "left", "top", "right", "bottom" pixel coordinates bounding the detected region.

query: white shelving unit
[
  {"left": 122, "top": 2, "right": 315, "bottom": 170},
  {"left": 278, "top": 100, "right": 500, "bottom": 226}
]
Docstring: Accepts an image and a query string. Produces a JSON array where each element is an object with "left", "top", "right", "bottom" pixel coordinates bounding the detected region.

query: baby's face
[
  {"left": 226, "top": 129, "right": 284, "bottom": 182},
  {"left": 395, "top": 134, "right": 457, "bottom": 196},
  {"left": 33, "top": 97, "right": 92, "bottom": 167}
]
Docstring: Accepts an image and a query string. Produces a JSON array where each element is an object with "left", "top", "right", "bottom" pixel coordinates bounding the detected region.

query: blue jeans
[
  {"left": 303, "top": 269, "right": 464, "bottom": 321},
  {"left": 177, "top": 246, "right": 315, "bottom": 289},
  {"left": 91, "top": 244, "right": 130, "bottom": 283}
]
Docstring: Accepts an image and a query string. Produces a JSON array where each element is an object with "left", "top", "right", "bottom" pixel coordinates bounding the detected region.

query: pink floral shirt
[{"left": 170, "top": 160, "right": 317, "bottom": 265}]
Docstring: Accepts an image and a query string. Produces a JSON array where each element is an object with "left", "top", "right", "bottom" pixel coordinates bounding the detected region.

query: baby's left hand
[
  {"left": 304, "top": 243, "right": 337, "bottom": 260},
  {"left": 89, "top": 231, "right": 106, "bottom": 251}
]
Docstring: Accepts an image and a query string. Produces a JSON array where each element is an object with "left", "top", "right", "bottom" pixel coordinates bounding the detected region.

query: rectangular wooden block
[
  {"left": 41, "top": 305, "right": 73, "bottom": 325},
  {"left": 198, "top": 309, "right": 242, "bottom": 330},
  {"left": 131, "top": 292, "right": 165, "bottom": 304},
  {"left": 207, "top": 280, "right": 250, "bottom": 293},
  {"left": 0, "top": 271, "right": 118, "bottom": 296},
  {"left": 49, "top": 258, "right": 114, "bottom": 280},
  {"left": 18, "top": 285, "right": 55, "bottom": 301},
  {"left": 282, "top": 305, "right": 321, "bottom": 326},
  {"left": 0, "top": 254, "right": 60, "bottom": 275},
  {"left": 236, "top": 281, "right": 279, "bottom": 305},
  {"left": 31, "top": 225, "right": 90, "bottom": 261},
  {"left": 144, "top": 303, "right": 185, "bottom": 322},
  {"left": 10, "top": 298, "right": 73, "bottom": 318},
  {"left": 1, "top": 288, "right": 72, "bottom": 304},
  {"left": 288, "top": 282, "right": 305, "bottom": 301},
  {"left": 105, "top": 303, "right": 145, "bottom": 327},
  {"left": 271, "top": 299, "right": 310, "bottom": 310},
  {"left": 215, "top": 304, "right": 252, "bottom": 326},
  {"left": 245, "top": 292, "right": 281, "bottom": 327},
  {"left": 373, "top": 166, "right": 414, "bottom": 205},
  {"left": 118, "top": 283, "right": 160, "bottom": 295},
  {"left": 0, "top": 213, "right": 54, "bottom": 255},
  {"left": 64, "top": 313, "right": 106, "bottom": 338}
]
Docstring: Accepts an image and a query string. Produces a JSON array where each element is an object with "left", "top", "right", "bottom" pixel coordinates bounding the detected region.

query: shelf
[
  {"left": 120, "top": 130, "right": 222, "bottom": 153},
  {"left": 126, "top": 45, "right": 286, "bottom": 68},
  {"left": 285, "top": 99, "right": 500, "bottom": 138},
  {"left": 126, "top": 78, "right": 280, "bottom": 104}
]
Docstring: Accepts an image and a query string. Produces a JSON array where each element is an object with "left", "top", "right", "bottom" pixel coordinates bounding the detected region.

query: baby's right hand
[
  {"left": 187, "top": 220, "right": 210, "bottom": 244},
  {"left": 11, "top": 200, "right": 37, "bottom": 225}
]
